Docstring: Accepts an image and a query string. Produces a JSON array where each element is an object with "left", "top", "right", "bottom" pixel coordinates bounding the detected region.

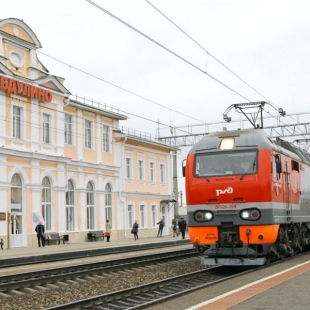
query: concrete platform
[
  {"left": 0, "top": 235, "right": 190, "bottom": 267},
  {"left": 145, "top": 251, "right": 310, "bottom": 310},
  {"left": 188, "top": 256, "right": 310, "bottom": 310}
]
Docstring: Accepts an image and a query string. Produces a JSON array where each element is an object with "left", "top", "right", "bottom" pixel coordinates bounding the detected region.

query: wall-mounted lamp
[{"left": 63, "top": 97, "right": 70, "bottom": 105}]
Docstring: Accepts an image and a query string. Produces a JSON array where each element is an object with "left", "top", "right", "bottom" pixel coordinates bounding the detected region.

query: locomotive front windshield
[{"left": 195, "top": 150, "right": 257, "bottom": 177}]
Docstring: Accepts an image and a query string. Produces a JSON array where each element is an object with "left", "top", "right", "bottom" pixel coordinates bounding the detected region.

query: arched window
[
  {"left": 11, "top": 174, "right": 23, "bottom": 237},
  {"left": 105, "top": 183, "right": 112, "bottom": 226},
  {"left": 11, "top": 174, "right": 22, "bottom": 207},
  {"left": 86, "top": 181, "right": 95, "bottom": 230},
  {"left": 42, "top": 177, "right": 52, "bottom": 230},
  {"left": 66, "top": 179, "right": 75, "bottom": 231}
]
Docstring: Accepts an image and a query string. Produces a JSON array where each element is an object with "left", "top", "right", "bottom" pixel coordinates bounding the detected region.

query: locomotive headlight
[
  {"left": 205, "top": 212, "right": 213, "bottom": 220},
  {"left": 240, "top": 208, "right": 261, "bottom": 221},
  {"left": 240, "top": 210, "right": 250, "bottom": 219},
  {"left": 220, "top": 137, "right": 235, "bottom": 150},
  {"left": 194, "top": 210, "right": 214, "bottom": 222}
]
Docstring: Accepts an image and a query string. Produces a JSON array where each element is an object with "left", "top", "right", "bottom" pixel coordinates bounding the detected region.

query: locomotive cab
[{"left": 185, "top": 129, "right": 310, "bottom": 266}]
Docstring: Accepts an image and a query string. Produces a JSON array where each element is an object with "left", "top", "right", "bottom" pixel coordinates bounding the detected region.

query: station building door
[
  {"left": 10, "top": 174, "right": 26, "bottom": 247},
  {"left": 10, "top": 213, "right": 24, "bottom": 247}
]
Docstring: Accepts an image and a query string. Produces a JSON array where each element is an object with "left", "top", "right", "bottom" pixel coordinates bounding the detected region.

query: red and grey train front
[{"left": 185, "top": 130, "right": 281, "bottom": 266}]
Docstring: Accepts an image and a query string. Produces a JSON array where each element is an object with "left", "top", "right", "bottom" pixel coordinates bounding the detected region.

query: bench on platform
[
  {"left": 45, "top": 232, "right": 65, "bottom": 245},
  {"left": 88, "top": 230, "right": 105, "bottom": 241}
]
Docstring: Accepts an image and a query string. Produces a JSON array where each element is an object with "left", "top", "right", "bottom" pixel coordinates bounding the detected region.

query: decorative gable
[
  {"left": 34, "top": 75, "right": 71, "bottom": 95},
  {"left": 0, "top": 18, "right": 41, "bottom": 48},
  {"left": 0, "top": 18, "right": 70, "bottom": 99}
]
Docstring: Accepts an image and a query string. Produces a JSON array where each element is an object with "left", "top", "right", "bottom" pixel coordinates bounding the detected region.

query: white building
[{"left": 0, "top": 18, "right": 178, "bottom": 247}]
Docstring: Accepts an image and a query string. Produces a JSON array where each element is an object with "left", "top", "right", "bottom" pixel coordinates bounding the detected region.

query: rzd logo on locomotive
[{"left": 215, "top": 187, "right": 233, "bottom": 196}]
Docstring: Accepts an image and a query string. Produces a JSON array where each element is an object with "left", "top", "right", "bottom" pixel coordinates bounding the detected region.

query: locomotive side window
[
  {"left": 195, "top": 150, "right": 257, "bottom": 177},
  {"left": 273, "top": 155, "right": 282, "bottom": 180},
  {"left": 291, "top": 160, "right": 299, "bottom": 172}
]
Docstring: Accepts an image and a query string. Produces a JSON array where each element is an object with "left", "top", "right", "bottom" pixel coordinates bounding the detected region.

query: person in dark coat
[
  {"left": 132, "top": 220, "right": 139, "bottom": 241},
  {"left": 35, "top": 221, "right": 45, "bottom": 247},
  {"left": 157, "top": 218, "right": 164, "bottom": 237},
  {"left": 178, "top": 218, "right": 187, "bottom": 239}
]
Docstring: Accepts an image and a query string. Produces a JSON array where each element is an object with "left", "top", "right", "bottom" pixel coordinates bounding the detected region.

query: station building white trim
[{"left": 0, "top": 18, "right": 178, "bottom": 247}]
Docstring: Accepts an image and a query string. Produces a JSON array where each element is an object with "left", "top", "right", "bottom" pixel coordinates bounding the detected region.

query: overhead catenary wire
[
  {"left": 145, "top": 0, "right": 270, "bottom": 103},
  {"left": 33, "top": 1, "right": 305, "bottom": 140},
  {"left": 144, "top": 0, "right": 307, "bottom": 138},
  {"left": 85, "top": 0, "right": 252, "bottom": 102},
  {"left": 38, "top": 50, "right": 221, "bottom": 133},
  {"left": 38, "top": 48, "right": 305, "bottom": 140}
]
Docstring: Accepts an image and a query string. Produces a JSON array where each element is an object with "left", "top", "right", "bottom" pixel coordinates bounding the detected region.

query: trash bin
[{"left": 87, "top": 232, "right": 93, "bottom": 241}]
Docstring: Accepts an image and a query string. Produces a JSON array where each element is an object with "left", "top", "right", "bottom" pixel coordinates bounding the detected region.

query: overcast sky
[{"left": 3, "top": 1, "right": 310, "bottom": 166}]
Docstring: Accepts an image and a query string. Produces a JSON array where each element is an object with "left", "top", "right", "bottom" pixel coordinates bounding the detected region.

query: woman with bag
[
  {"left": 105, "top": 219, "right": 111, "bottom": 242},
  {"left": 132, "top": 220, "right": 139, "bottom": 241}
]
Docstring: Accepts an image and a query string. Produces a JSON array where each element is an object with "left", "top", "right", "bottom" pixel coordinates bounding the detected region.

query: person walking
[
  {"left": 105, "top": 219, "right": 112, "bottom": 242},
  {"left": 132, "top": 220, "right": 139, "bottom": 241},
  {"left": 35, "top": 221, "right": 45, "bottom": 247},
  {"left": 157, "top": 218, "right": 164, "bottom": 237},
  {"left": 178, "top": 218, "right": 187, "bottom": 239},
  {"left": 172, "top": 218, "right": 179, "bottom": 237}
]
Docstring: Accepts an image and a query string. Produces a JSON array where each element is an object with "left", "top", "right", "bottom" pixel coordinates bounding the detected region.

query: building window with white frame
[
  {"left": 86, "top": 181, "right": 95, "bottom": 230},
  {"left": 85, "top": 120, "right": 92, "bottom": 149},
  {"left": 11, "top": 173, "right": 22, "bottom": 211},
  {"left": 127, "top": 204, "right": 133, "bottom": 228},
  {"left": 150, "top": 162, "right": 155, "bottom": 182},
  {"left": 13, "top": 106, "right": 21, "bottom": 139},
  {"left": 138, "top": 160, "right": 144, "bottom": 181},
  {"left": 103, "top": 125, "right": 110, "bottom": 152},
  {"left": 160, "top": 164, "right": 165, "bottom": 183},
  {"left": 151, "top": 204, "right": 156, "bottom": 227},
  {"left": 43, "top": 113, "right": 51, "bottom": 144},
  {"left": 105, "top": 183, "right": 113, "bottom": 225},
  {"left": 66, "top": 179, "right": 75, "bottom": 231},
  {"left": 42, "top": 177, "right": 52, "bottom": 231},
  {"left": 140, "top": 204, "right": 145, "bottom": 228},
  {"left": 64, "top": 114, "right": 73, "bottom": 145},
  {"left": 126, "top": 158, "right": 132, "bottom": 179}
]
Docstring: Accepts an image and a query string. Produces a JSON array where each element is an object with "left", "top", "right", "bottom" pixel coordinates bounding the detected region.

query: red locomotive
[{"left": 183, "top": 128, "right": 310, "bottom": 265}]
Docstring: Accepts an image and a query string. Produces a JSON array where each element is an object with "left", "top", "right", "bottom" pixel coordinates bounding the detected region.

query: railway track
[
  {"left": 0, "top": 248, "right": 197, "bottom": 294},
  {"left": 47, "top": 266, "right": 254, "bottom": 310},
  {"left": 3, "top": 248, "right": 306, "bottom": 310},
  {"left": 47, "top": 252, "right": 309, "bottom": 310}
]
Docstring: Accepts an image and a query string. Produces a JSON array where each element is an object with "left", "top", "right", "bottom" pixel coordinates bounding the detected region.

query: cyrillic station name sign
[{"left": 0, "top": 75, "right": 53, "bottom": 102}]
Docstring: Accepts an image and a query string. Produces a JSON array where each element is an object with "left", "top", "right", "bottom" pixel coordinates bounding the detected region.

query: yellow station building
[{"left": 0, "top": 18, "right": 178, "bottom": 247}]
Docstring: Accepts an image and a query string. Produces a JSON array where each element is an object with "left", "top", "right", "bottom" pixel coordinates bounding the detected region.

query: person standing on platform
[
  {"left": 172, "top": 218, "right": 179, "bottom": 237},
  {"left": 178, "top": 218, "right": 187, "bottom": 239},
  {"left": 35, "top": 221, "right": 45, "bottom": 247},
  {"left": 105, "top": 219, "right": 112, "bottom": 242},
  {"left": 132, "top": 220, "right": 139, "bottom": 241},
  {"left": 157, "top": 218, "right": 164, "bottom": 237}
]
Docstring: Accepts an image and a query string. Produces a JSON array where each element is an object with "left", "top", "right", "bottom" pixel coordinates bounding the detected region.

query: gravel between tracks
[{"left": 1, "top": 257, "right": 205, "bottom": 310}]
